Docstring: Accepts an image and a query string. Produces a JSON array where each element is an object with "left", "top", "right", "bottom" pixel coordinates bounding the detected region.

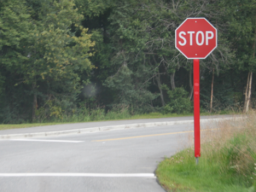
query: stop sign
[{"left": 175, "top": 18, "right": 217, "bottom": 59}]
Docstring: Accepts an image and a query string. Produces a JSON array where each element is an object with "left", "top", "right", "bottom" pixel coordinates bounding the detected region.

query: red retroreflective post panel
[{"left": 175, "top": 18, "right": 217, "bottom": 59}]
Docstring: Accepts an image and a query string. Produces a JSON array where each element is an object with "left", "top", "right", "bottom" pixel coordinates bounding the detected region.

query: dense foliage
[{"left": 0, "top": 0, "right": 255, "bottom": 123}]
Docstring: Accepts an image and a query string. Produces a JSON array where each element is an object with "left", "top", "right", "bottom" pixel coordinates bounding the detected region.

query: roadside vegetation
[
  {"left": 0, "top": 109, "right": 235, "bottom": 131},
  {"left": 0, "top": 0, "right": 256, "bottom": 124},
  {"left": 156, "top": 112, "right": 256, "bottom": 192}
]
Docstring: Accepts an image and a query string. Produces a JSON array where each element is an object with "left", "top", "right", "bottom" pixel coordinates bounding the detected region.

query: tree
[
  {"left": 0, "top": 0, "right": 95, "bottom": 122},
  {"left": 104, "top": 0, "right": 233, "bottom": 110},
  {"left": 221, "top": 0, "right": 256, "bottom": 112},
  {"left": 0, "top": 0, "right": 33, "bottom": 122}
]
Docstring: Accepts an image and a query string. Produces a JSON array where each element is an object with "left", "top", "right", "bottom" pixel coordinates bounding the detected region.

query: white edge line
[
  {"left": 10, "top": 139, "right": 83, "bottom": 143},
  {"left": 0, "top": 117, "right": 245, "bottom": 140},
  {"left": 0, "top": 173, "right": 156, "bottom": 178}
]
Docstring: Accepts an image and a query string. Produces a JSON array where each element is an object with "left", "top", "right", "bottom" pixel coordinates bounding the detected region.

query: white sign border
[{"left": 175, "top": 17, "right": 218, "bottom": 60}]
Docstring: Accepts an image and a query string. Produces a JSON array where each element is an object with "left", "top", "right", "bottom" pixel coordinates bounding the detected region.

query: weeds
[
  {"left": 156, "top": 111, "right": 256, "bottom": 192},
  {"left": 35, "top": 105, "right": 131, "bottom": 123}
]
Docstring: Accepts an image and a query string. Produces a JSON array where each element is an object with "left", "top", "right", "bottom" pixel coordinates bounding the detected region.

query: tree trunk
[
  {"left": 32, "top": 82, "right": 37, "bottom": 122},
  {"left": 244, "top": 73, "right": 249, "bottom": 111},
  {"left": 189, "top": 68, "right": 193, "bottom": 100},
  {"left": 244, "top": 26, "right": 256, "bottom": 112},
  {"left": 210, "top": 68, "right": 215, "bottom": 113},
  {"left": 156, "top": 73, "right": 165, "bottom": 106},
  {"left": 170, "top": 72, "right": 176, "bottom": 90},
  {"left": 244, "top": 71, "right": 253, "bottom": 112},
  {"left": 251, "top": 74, "right": 256, "bottom": 99}
]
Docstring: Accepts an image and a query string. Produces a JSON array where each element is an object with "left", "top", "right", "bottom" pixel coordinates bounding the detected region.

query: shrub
[
  {"left": 221, "top": 134, "right": 255, "bottom": 177},
  {"left": 162, "top": 85, "right": 192, "bottom": 114},
  {"left": 90, "top": 108, "right": 105, "bottom": 121},
  {"left": 254, "top": 164, "right": 256, "bottom": 191}
]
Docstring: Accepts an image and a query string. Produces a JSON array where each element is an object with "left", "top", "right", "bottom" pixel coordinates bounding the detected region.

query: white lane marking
[
  {"left": 0, "top": 173, "right": 156, "bottom": 178},
  {"left": 10, "top": 139, "right": 83, "bottom": 143}
]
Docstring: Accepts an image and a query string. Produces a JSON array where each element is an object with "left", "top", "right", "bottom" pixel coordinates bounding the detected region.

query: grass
[
  {"left": 0, "top": 123, "right": 65, "bottom": 130},
  {"left": 130, "top": 112, "right": 193, "bottom": 119},
  {"left": 0, "top": 109, "right": 239, "bottom": 131},
  {"left": 156, "top": 111, "right": 256, "bottom": 192},
  {"left": 0, "top": 109, "right": 240, "bottom": 130},
  {"left": 0, "top": 112, "right": 192, "bottom": 131}
]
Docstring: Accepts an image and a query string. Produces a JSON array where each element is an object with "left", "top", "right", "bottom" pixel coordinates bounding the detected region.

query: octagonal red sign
[{"left": 175, "top": 18, "right": 217, "bottom": 59}]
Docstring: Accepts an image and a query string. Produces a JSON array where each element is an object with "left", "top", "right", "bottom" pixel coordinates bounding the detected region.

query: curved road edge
[{"left": 0, "top": 116, "right": 244, "bottom": 140}]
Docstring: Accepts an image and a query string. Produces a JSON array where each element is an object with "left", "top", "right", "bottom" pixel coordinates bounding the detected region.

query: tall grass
[
  {"left": 35, "top": 106, "right": 131, "bottom": 123},
  {"left": 156, "top": 111, "right": 256, "bottom": 192}
]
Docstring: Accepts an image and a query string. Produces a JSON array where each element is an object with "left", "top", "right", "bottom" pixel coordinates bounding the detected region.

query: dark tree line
[{"left": 0, "top": 0, "right": 255, "bottom": 123}]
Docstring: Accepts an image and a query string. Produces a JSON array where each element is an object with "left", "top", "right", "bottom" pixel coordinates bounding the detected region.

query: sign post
[
  {"left": 193, "top": 59, "right": 200, "bottom": 163},
  {"left": 175, "top": 18, "right": 217, "bottom": 164}
]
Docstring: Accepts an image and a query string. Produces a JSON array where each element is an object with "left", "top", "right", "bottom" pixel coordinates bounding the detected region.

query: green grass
[
  {"left": 0, "top": 110, "right": 240, "bottom": 131},
  {"left": 0, "top": 112, "right": 191, "bottom": 131},
  {"left": 130, "top": 112, "right": 193, "bottom": 119},
  {"left": 0, "top": 123, "right": 62, "bottom": 130},
  {"left": 156, "top": 112, "right": 256, "bottom": 192},
  {"left": 156, "top": 151, "right": 253, "bottom": 192}
]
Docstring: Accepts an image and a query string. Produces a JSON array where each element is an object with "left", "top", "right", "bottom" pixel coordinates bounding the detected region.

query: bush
[
  {"left": 220, "top": 134, "right": 255, "bottom": 180},
  {"left": 90, "top": 108, "right": 105, "bottom": 121},
  {"left": 105, "top": 106, "right": 130, "bottom": 120},
  {"left": 162, "top": 85, "right": 192, "bottom": 114},
  {"left": 254, "top": 165, "right": 256, "bottom": 191}
]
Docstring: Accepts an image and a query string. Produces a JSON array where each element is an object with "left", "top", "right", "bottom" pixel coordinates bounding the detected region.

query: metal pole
[{"left": 193, "top": 59, "right": 201, "bottom": 164}]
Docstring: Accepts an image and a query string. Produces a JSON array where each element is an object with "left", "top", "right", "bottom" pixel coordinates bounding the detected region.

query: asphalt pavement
[{"left": 0, "top": 115, "right": 239, "bottom": 192}]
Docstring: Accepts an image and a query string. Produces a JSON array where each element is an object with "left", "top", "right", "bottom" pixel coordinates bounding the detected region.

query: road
[{"left": 0, "top": 117, "right": 225, "bottom": 192}]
